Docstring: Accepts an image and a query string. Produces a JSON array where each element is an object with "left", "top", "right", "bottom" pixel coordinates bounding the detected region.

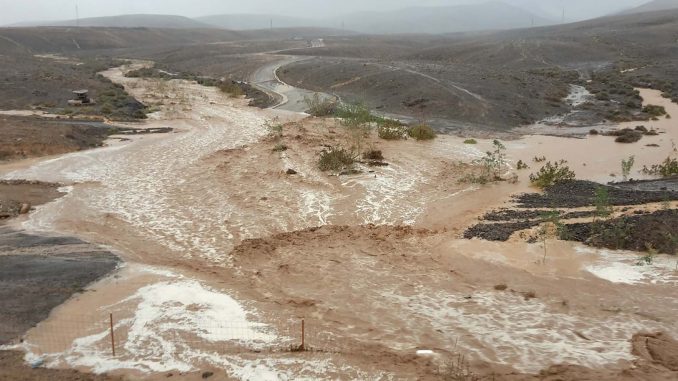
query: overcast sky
[{"left": 0, "top": 0, "right": 649, "bottom": 25}]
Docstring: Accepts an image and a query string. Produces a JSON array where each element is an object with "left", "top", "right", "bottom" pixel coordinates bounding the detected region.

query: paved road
[{"left": 249, "top": 55, "right": 335, "bottom": 113}]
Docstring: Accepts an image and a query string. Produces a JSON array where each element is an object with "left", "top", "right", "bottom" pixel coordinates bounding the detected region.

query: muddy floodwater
[{"left": 2, "top": 62, "right": 677, "bottom": 380}]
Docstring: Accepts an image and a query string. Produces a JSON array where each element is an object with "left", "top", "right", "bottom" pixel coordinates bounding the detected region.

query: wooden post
[
  {"left": 301, "top": 319, "right": 305, "bottom": 350},
  {"left": 109, "top": 313, "right": 116, "bottom": 357}
]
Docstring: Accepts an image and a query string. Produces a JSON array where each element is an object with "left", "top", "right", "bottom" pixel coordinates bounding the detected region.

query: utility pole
[
  {"left": 270, "top": 18, "right": 273, "bottom": 31},
  {"left": 75, "top": 2, "right": 80, "bottom": 27},
  {"left": 561, "top": 7, "right": 565, "bottom": 24}
]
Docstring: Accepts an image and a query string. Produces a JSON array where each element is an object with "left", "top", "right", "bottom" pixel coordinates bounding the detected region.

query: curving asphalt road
[{"left": 249, "top": 55, "right": 335, "bottom": 113}]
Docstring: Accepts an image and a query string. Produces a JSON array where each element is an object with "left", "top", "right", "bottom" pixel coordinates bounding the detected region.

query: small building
[{"left": 68, "top": 90, "right": 95, "bottom": 106}]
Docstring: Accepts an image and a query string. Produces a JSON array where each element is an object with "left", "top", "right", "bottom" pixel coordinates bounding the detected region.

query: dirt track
[{"left": 1, "top": 61, "right": 677, "bottom": 380}]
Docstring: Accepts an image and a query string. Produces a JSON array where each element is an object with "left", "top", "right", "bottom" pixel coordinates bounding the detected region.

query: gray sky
[{"left": 0, "top": 0, "right": 649, "bottom": 26}]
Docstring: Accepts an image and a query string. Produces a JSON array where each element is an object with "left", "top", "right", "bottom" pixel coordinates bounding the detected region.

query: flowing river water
[{"left": 1, "top": 61, "right": 678, "bottom": 379}]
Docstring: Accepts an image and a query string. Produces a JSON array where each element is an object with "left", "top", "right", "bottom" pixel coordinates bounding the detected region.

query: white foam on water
[
  {"left": 5, "top": 84, "right": 272, "bottom": 262},
  {"left": 576, "top": 245, "right": 678, "bottom": 285},
  {"left": 299, "top": 188, "right": 333, "bottom": 225},
  {"left": 341, "top": 163, "right": 425, "bottom": 225},
  {"left": 20, "top": 185, "right": 74, "bottom": 233},
  {"left": 565, "top": 84, "right": 592, "bottom": 107},
  {"left": 384, "top": 289, "right": 673, "bottom": 373},
  {"left": 28, "top": 277, "right": 282, "bottom": 374}
]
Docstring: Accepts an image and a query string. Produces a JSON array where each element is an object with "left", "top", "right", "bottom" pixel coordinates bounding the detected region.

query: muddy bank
[
  {"left": 0, "top": 227, "right": 119, "bottom": 345},
  {"left": 124, "top": 65, "right": 275, "bottom": 109},
  {"left": 0, "top": 180, "right": 64, "bottom": 220},
  {"left": 0, "top": 116, "right": 111, "bottom": 162}
]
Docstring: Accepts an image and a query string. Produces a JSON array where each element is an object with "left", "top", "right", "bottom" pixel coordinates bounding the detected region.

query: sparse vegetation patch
[
  {"left": 529, "top": 160, "right": 576, "bottom": 189},
  {"left": 318, "top": 147, "right": 356, "bottom": 172},
  {"left": 305, "top": 93, "right": 337, "bottom": 117},
  {"left": 407, "top": 124, "right": 436, "bottom": 141},
  {"left": 377, "top": 123, "right": 408, "bottom": 140},
  {"left": 642, "top": 157, "right": 678, "bottom": 177}
]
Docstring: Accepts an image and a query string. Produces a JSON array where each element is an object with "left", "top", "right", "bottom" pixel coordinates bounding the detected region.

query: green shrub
[
  {"left": 643, "top": 104, "right": 667, "bottom": 117},
  {"left": 266, "top": 121, "right": 283, "bottom": 137},
  {"left": 460, "top": 140, "right": 507, "bottom": 184},
  {"left": 305, "top": 93, "right": 336, "bottom": 117},
  {"left": 621, "top": 156, "right": 635, "bottom": 181},
  {"left": 132, "top": 110, "right": 148, "bottom": 119},
  {"left": 529, "top": 160, "right": 576, "bottom": 188},
  {"left": 318, "top": 147, "right": 355, "bottom": 172},
  {"left": 219, "top": 81, "right": 244, "bottom": 98},
  {"left": 407, "top": 124, "right": 436, "bottom": 141},
  {"left": 273, "top": 143, "right": 288, "bottom": 152},
  {"left": 517, "top": 160, "right": 529, "bottom": 170},
  {"left": 362, "top": 150, "right": 384, "bottom": 161},
  {"left": 478, "top": 140, "right": 506, "bottom": 181},
  {"left": 377, "top": 123, "right": 407, "bottom": 140},
  {"left": 335, "top": 102, "right": 373, "bottom": 126},
  {"left": 606, "top": 128, "right": 642, "bottom": 143},
  {"left": 464, "top": 139, "right": 478, "bottom": 144},
  {"left": 642, "top": 157, "right": 678, "bottom": 177}
]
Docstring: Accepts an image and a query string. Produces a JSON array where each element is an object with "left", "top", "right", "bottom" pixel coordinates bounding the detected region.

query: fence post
[
  {"left": 301, "top": 318, "right": 305, "bottom": 350},
  {"left": 109, "top": 313, "right": 116, "bottom": 357}
]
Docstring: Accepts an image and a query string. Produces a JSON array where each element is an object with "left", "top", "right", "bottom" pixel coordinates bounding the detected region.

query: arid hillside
[{"left": 278, "top": 9, "right": 678, "bottom": 130}]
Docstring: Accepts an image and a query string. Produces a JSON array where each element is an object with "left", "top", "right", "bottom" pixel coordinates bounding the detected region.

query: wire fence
[
  {"left": 28, "top": 314, "right": 361, "bottom": 355},
  {"left": 25, "top": 313, "right": 480, "bottom": 380}
]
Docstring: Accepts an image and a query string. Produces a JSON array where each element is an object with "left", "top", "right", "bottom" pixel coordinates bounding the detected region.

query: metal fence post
[
  {"left": 301, "top": 319, "right": 305, "bottom": 350},
  {"left": 109, "top": 313, "right": 116, "bottom": 357}
]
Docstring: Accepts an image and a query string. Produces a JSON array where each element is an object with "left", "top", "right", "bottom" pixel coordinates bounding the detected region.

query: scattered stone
[
  {"left": 201, "top": 371, "right": 214, "bottom": 379},
  {"left": 286, "top": 169, "right": 298, "bottom": 175},
  {"left": 522, "top": 291, "right": 537, "bottom": 300},
  {"left": 29, "top": 357, "right": 44, "bottom": 368},
  {"left": 19, "top": 203, "right": 31, "bottom": 214}
]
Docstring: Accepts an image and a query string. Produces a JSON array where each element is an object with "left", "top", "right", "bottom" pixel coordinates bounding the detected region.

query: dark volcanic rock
[
  {"left": 0, "top": 227, "right": 119, "bottom": 344},
  {"left": 515, "top": 180, "right": 678, "bottom": 209},
  {"left": 565, "top": 209, "right": 678, "bottom": 254},
  {"left": 464, "top": 221, "right": 540, "bottom": 241}
]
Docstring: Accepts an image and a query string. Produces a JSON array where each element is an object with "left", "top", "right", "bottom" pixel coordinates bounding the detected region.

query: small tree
[
  {"left": 594, "top": 186, "right": 613, "bottom": 221},
  {"left": 479, "top": 140, "right": 506, "bottom": 181},
  {"left": 637, "top": 244, "right": 657, "bottom": 266},
  {"left": 621, "top": 155, "right": 635, "bottom": 181},
  {"left": 593, "top": 186, "right": 614, "bottom": 238},
  {"left": 538, "top": 210, "right": 566, "bottom": 264}
]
